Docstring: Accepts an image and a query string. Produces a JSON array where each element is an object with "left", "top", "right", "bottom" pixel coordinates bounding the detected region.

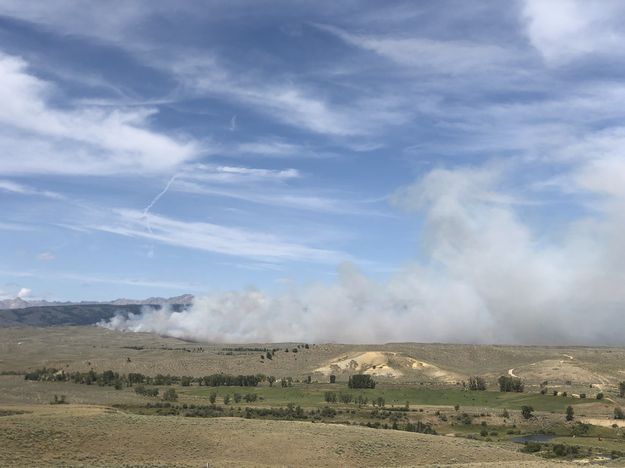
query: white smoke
[{"left": 102, "top": 165, "right": 625, "bottom": 345}]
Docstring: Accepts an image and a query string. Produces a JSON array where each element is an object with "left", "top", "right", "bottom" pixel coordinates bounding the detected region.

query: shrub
[
  {"left": 348, "top": 374, "right": 376, "bottom": 389},
  {"left": 339, "top": 393, "right": 353, "bottom": 404},
  {"left": 209, "top": 392, "right": 217, "bottom": 404},
  {"left": 566, "top": 405, "right": 574, "bottom": 421},
  {"left": 135, "top": 386, "right": 159, "bottom": 397},
  {"left": 521, "top": 405, "right": 534, "bottom": 419},
  {"left": 596, "top": 392, "right": 604, "bottom": 400},
  {"left": 552, "top": 443, "right": 579, "bottom": 457},
  {"left": 614, "top": 407, "right": 625, "bottom": 420},
  {"left": 162, "top": 388, "right": 178, "bottom": 402},
  {"left": 50, "top": 394, "right": 67, "bottom": 405},
  {"left": 521, "top": 442, "right": 542, "bottom": 453},
  {"left": 324, "top": 391, "right": 337, "bottom": 403},
  {"left": 329, "top": 374, "right": 336, "bottom": 384}
]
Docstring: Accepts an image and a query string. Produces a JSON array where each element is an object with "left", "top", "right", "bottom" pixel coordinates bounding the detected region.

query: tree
[
  {"left": 329, "top": 374, "right": 336, "bottom": 384},
  {"left": 348, "top": 374, "right": 376, "bottom": 389},
  {"left": 498, "top": 376, "right": 524, "bottom": 392},
  {"left": 209, "top": 392, "right": 217, "bottom": 404},
  {"left": 163, "top": 388, "right": 178, "bottom": 402},
  {"left": 596, "top": 392, "right": 604, "bottom": 400},
  {"left": 615, "top": 407, "right": 625, "bottom": 420},
  {"left": 502, "top": 408, "right": 510, "bottom": 419},
  {"left": 223, "top": 394, "right": 231, "bottom": 405},
  {"left": 324, "top": 391, "right": 337, "bottom": 403},
  {"left": 521, "top": 405, "right": 534, "bottom": 419},
  {"left": 468, "top": 376, "right": 487, "bottom": 391},
  {"left": 181, "top": 376, "right": 192, "bottom": 387},
  {"left": 374, "top": 396, "right": 385, "bottom": 407},
  {"left": 619, "top": 382, "right": 625, "bottom": 398},
  {"left": 565, "top": 405, "right": 574, "bottom": 421},
  {"left": 267, "top": 376, "right": 276, "bottom": 387},
  {"left": 233, "top": 392, "right": 242, "bottom": 403}
]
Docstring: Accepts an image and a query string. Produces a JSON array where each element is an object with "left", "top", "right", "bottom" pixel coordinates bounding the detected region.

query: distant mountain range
[
  {"left": 0, "top": 294, "right": 194, "bottom": 310},
  {"left": 0, "top": 295, "right": 193, "bottom": 327}
]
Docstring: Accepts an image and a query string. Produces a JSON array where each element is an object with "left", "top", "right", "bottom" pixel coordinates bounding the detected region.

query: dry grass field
[
  {"left": 1, "top": 326, "right": 625, "bottom": 466},
  {"left": 2, "top": 326, "right": 625, "bottom": 390},
  {"left": 0, "top": 404, "right": 566, "bottom": 467}
]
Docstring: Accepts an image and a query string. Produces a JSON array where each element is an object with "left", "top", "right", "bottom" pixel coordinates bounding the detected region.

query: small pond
[{"left": 511, "top": 434, "right": 556, "bottom": 444}]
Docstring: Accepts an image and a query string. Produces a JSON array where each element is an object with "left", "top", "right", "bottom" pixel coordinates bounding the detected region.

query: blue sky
[{"left": 0, "top": 0, "right": 625, "bottom": 341}]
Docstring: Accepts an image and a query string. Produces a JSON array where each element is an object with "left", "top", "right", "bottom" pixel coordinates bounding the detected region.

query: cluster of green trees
[
  {"left": 348, "top": 374, "right": 376, "bottom": 389},
  {"left": 404, "top": 421, "right": 436, "bottom": 434},
  {"left": 245, "top": 404, "right": 308, "bottom": 420},
  {"left": 497, "top": 375, "right": 524, "bottom": 392},
  {"left": 24, "top": 367, "right": 179, "bottom": 388},
  {"left": 468, "top": 376, "right": 487, "bottom": 391},
  {"left": 199, "top": 374, "right": 262, "bottom": 387},
  {"left": 134, "top": 385, "right": 159, "bottom": 397},
  {"left": 323, "top": 391, "right": 385, "bottom": 407},
  {"left": 280, "top": 377, "right": 294, "bottom": 387},
  {"left": 24, "top": 367, "right": 275, "bottom": 389}
]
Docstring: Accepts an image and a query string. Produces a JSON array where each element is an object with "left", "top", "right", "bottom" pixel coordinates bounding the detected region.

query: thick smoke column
[{"left": 102, "top": 166, "right": 625, "bottom": 345}]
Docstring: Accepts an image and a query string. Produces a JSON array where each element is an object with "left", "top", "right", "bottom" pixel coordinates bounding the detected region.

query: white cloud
[
  {"left": 0, "top": 179, "right": 63, "bottom": 199},
  {"left": 170, "top": 55, "right": 408, "bottom": 137},
  {"left": 181, "top": 165, "right": 300, "bottom": 184},
  {"left": 37, "top": 252, "right": 56, "bottom": 261},
  {"left": 173, "top": 180, "right": 381, "bottom": 215},
  {"left": 316, "top": 24, "right": 512, "bottom": 73},
  {"left": 91, "top": 209, "right": 345, "bottom": 264},
  {"left": 522, "top": 0, "right": 625, "bottom": 64},
  {"left": 16, "top": 287, "right": 31, "bottom": 299},
  {"left": 0, "top": 52, "right": 200, "bottom": 176},
  {"left": 234, "top": 140, "right": 307, "bottom": 158}
]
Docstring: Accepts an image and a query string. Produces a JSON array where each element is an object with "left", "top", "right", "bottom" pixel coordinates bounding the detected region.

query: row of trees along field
[{"left": 23, "top": 368, "right": 625, "bottom": 400}]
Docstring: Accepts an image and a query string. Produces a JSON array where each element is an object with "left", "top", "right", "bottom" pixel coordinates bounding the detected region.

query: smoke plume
[{"left": 101, "top": 166, "right": 625, "bottom": 345}]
